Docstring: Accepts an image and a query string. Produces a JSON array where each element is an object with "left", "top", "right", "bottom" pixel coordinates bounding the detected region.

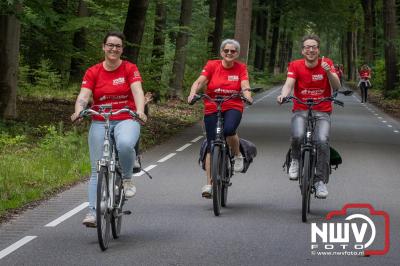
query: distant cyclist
[
  {"left": 71, "top": 31, "right": 147, "bottom": 227},
  {"left": 188, "top": 39, "right": 253, "bottom": 198},
  {"left": 277, "top": 34, "right": 341, "bottom": 198},
  {"left": 358, "top": 64, "right": 372, "bottom": 103}
]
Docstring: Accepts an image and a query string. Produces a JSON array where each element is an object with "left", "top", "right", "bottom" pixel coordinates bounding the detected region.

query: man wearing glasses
[{"left": 277, "top": 34, "right": 341, "bottom": 198}]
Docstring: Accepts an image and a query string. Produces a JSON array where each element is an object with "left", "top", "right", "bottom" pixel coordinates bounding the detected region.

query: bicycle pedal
[
  {"left": 228, "top": 182, "right": 232, "bottom": 187},
  {"left": 123, "top": 210, "right": 132, "bottom": 215}
]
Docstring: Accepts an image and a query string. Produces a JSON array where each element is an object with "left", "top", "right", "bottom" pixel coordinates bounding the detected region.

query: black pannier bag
[
  {"left": 282, "top": 146, "right": 343, "bottom": 172},
  {"left": 199, "top": 138, "right": 257, "bottom": 173}
]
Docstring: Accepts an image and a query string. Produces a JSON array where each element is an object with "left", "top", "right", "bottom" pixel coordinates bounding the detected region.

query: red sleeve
[
  {"left": 240, "top": 63, "right": 249, "bottom": 81},
  {"left": 81, "top": 67, "right": 96, "bottom": 90},
  {"left": 201, "top": 60, "right": 214, "bottom": 79},
  {"left": 287, "top": 61, "right": 297, "bottom": 79},
  {"left": 127, "top": 63, "right": 143, "bottom": 84}
]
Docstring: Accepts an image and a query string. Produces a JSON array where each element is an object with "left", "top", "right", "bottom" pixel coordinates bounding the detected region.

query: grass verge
[{"left": 0, "top": 99, "right": 202, "bottom": 222}]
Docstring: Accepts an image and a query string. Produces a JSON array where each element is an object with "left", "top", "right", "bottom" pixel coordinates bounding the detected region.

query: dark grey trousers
[{"left": 291, "top": 111, "right": 331, "bottom": 183}]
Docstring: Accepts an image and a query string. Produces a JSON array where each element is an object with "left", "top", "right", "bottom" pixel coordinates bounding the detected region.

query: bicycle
[
  {"left": 190, "top": 90, "right": 252, "bottom": 216},
  {"left": 79, "top": 104, "right": 143, "bottom": 250},
  {"left": 282, "top": 90, "right": 352, "bottom": 222}
]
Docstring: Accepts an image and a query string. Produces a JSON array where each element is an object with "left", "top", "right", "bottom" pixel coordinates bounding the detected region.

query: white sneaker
[
  {"left": 289, "top": 159, "right": 299, "bottom": 180},
  {"left": 315, "top": 181, "right": 328, "bottom": 198},
  {"left": 201, "top": 184, "right": 212, "bottom": 198},
  {"left": 133, "top": 157, "right": 141, "bottom": 168},
  {"left": 234, "top": 154, "right": 244, "bottom": 172},
  {"left": 123, "top": 179, "right": 136, "bottom": 198},
  {"left": 82, "top": 212, "right": 96, "bottom": 228}
]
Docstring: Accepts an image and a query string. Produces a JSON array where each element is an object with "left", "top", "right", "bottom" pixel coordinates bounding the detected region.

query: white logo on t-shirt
[{"left": 113, "top": 77, "right": 125, "bottom": 85}]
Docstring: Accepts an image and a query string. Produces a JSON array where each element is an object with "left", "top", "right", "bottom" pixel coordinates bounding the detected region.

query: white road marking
[
  {"left": 190, "top": 136, "right": 203, "bottom": 143},
  {"left": 0, "top": 236, "right": 37, "bottom": 260},
  {"left": 378, "top": 117, "right": 383, "bottom": 119},
  {"left": 382, "top": 120, "right": 387, "bottom": 123},
  {"left": 176, "top": 143, "right": 191, "bottom": 152},
  {"left": 45, "top": 202, "right": 89, "bottom": 227},
  {"left": 388, "top": 125, "right": 393, "bottom": 128},
  {"left": 157, "top": 153, "right": 176, "bottom": 163},
  {"left": 133, "top": 164, "right": 157, "bottom": 177},
  {"left": 394, "top": 130, "right": 399, "bottom": 133}
]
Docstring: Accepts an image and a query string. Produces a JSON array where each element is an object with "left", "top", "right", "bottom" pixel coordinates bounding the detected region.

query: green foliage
[{"left": 371, "top": 59, "right": 385, "bottom": 91}]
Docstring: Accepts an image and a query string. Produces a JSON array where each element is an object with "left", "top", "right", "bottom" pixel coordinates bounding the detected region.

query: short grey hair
[{"left": 220, "top": 39, "right": 240, "bottom": 53}]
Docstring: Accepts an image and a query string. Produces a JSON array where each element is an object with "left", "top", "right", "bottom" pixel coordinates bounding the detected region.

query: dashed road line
[
  {"left": 0, "top": 236, "right": 37, "bottom": 260},
  {"left": 133, "top": 164, "right": 157, "bottom": 177},
  {"left": 45, "top": 202, "right": 88, "bottom": 227},
  {"left": 190, "top": 136, "right": 203, "bottom": 143},
  {"left": 157, "top": 153, "right": 176, "bottom": 163},
  {"left": 176, "top": 143, "right": 192, "bottom": 152}
]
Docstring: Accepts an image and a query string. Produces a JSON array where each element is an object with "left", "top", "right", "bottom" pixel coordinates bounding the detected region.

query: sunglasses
[{"left": 223, "top": 49, "right": 237, "bottom": 54}]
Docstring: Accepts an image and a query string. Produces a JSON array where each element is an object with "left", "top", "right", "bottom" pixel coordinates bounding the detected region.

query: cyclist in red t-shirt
[
  {"left": 334, "top": 64, "right": 344, "bottom": 86},
  {"left": 71, "top": 31, "right": 147, "bottom": 227},
  {"left": 188, "top": 39, "right": 253, "bottom": 198},
  {"left": 277, "top": 34, "right": 341, "bottom": 199},
  {"left": 358, "top": 64, "right": 372, "bottom": 103}
]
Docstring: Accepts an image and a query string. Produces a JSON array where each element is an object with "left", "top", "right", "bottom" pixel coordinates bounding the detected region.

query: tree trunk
[
  {"left": 150, "top": 0, "right": 167, "bottom": 102},
  {"left": 346, "top": 31, "right": 354, "bottom": 81},
  {"left": 207, "top": 0, "right": 225, "bottom": 58},
  {"left": 123, "top": 0, "right": 150, "bottom": 63},
  {"left": 234, "top": 0, "right": 252, "bottom": 63},
  {"left": 383, "top": 0, "right": 398, "bottom": 96},
  {"left": 254, "top": 0, "right": 268, "bottom": 71},
  {"left": 169, "top": 0, "right": 193, "bottom": 98},
  {"left": 70, "top": 0, "right": 89, "bottom": 81},
  {"left": 268, "top": 0, "right": 280, "bottom": 74},
  {"left": 0, "top": 7, "right": 21, "bottom": 119},
  {"left": 361, "top": 0, "right": 374, "bottom": 64}
]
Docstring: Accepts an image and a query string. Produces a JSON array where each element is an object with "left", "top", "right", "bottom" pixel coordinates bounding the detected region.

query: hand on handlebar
[
  {"left": 136, "top": 111, "right": 147, "bottom": 123},
  {"left": 71, "top": 112, "right": 83, "bottom": 123}
]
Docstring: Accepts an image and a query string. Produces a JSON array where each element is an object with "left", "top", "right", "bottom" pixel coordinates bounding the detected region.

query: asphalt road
[{"left": 0, "top": 86, "right": 399, "bottom": 265}]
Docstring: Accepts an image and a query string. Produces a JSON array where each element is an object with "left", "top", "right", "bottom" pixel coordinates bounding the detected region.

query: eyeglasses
[
  {"left": 303, "top": 45, "right": 319, "bottom": 51},
  {"left": 105, "top": 43, "right": 123, "bottom": 50},
  {"left": 223, "top": 49, "right": 237, "bottom": 54}
]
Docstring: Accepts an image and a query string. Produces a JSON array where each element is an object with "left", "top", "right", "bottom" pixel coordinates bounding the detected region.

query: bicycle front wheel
[
  {"left": 111, "top": 174, "right": 124, "bottom": 239},
  {"left": 301, "top": 151, "right": 311, "bottom": 223},
  {"left": 97, "top": 166, "right": 111, "bottom": 250},
  {"left": 221, "top": 153, "right": 230, "bottom": 207},
  {"left": 211, "top": 146, "right": 222, "bottom": 216}
]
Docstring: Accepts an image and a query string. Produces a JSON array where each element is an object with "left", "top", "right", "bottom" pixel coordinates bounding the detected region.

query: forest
[{"left": 0, "top": 0, "right": 399, "bottom": 119}]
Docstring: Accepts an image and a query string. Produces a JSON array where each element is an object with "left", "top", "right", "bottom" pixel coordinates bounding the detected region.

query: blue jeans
[
  {"left": 88, "top": 119, "right": 140, "bottom": 211},
  {"left": 291, "top": 111, "right": 331, "bottom": 183}
]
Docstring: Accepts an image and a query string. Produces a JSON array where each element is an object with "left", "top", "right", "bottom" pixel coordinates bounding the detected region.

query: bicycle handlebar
[
  {"left": 78, "top": 106, "right": 144, "bottom": 123},
  {"left": 189, "top": 87, "right": 258, "bottom": 106},
  {"left": 281, "top": 95, "right": 344, "bottom": 107}
]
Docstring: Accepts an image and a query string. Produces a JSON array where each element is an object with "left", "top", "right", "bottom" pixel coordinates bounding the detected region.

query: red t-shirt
[
  {"left": 81, "top": 60, "right": 143, "bottom": 121},
  {"left": 359, "top": 69, "right": 371, "bottom": 79},
  {"left": 201, "top": 60, "right": 249, "bottom": 115},
  {"left": 287, "top": 58, "right": 336, "bottom": 113}
]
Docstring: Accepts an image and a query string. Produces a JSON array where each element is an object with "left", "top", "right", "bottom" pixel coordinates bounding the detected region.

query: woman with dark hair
[{"left": 71, "top": 31, "right": 147, "bottom": 227}]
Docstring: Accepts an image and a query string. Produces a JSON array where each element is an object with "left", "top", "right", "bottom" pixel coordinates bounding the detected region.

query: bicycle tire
[
  {"left": 111, "top": 174, "right": 124, "bottom": 239},
  {"left": 96, "top": 166, "right": 111, "bottom": 251},
  {"left": 301, "top": 151, "right": 311, "bottom": 223},
  {"left": 211, "top": 146, "right": 222, "bottom": 216},
  {"left": 221, "top": 152, "right": 229, "bottom": 207}
]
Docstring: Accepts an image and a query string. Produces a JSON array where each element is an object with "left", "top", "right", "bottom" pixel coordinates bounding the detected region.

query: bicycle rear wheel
[
  {"left": 96, "top": 166, "right": 111, "bottom": 250},
  {"left": 301, "top": 151, "right": 311, "bottom": 223},
  {"left": 211, "top": 146, "right": 222, "bottom": 216},
  {"left": 111, "top": 174, "right": 124, "bottom": 239}
]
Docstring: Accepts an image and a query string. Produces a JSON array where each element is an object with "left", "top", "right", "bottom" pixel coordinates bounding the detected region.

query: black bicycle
[
  {"left": 79, "top": 105, "right": 143, "bottom": 250},
  {"left": 190, "top": 90, "right": 252, "bottom": 216},
  {"left": 282, "top": 90, "right": 352, "bottom": 222}
]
